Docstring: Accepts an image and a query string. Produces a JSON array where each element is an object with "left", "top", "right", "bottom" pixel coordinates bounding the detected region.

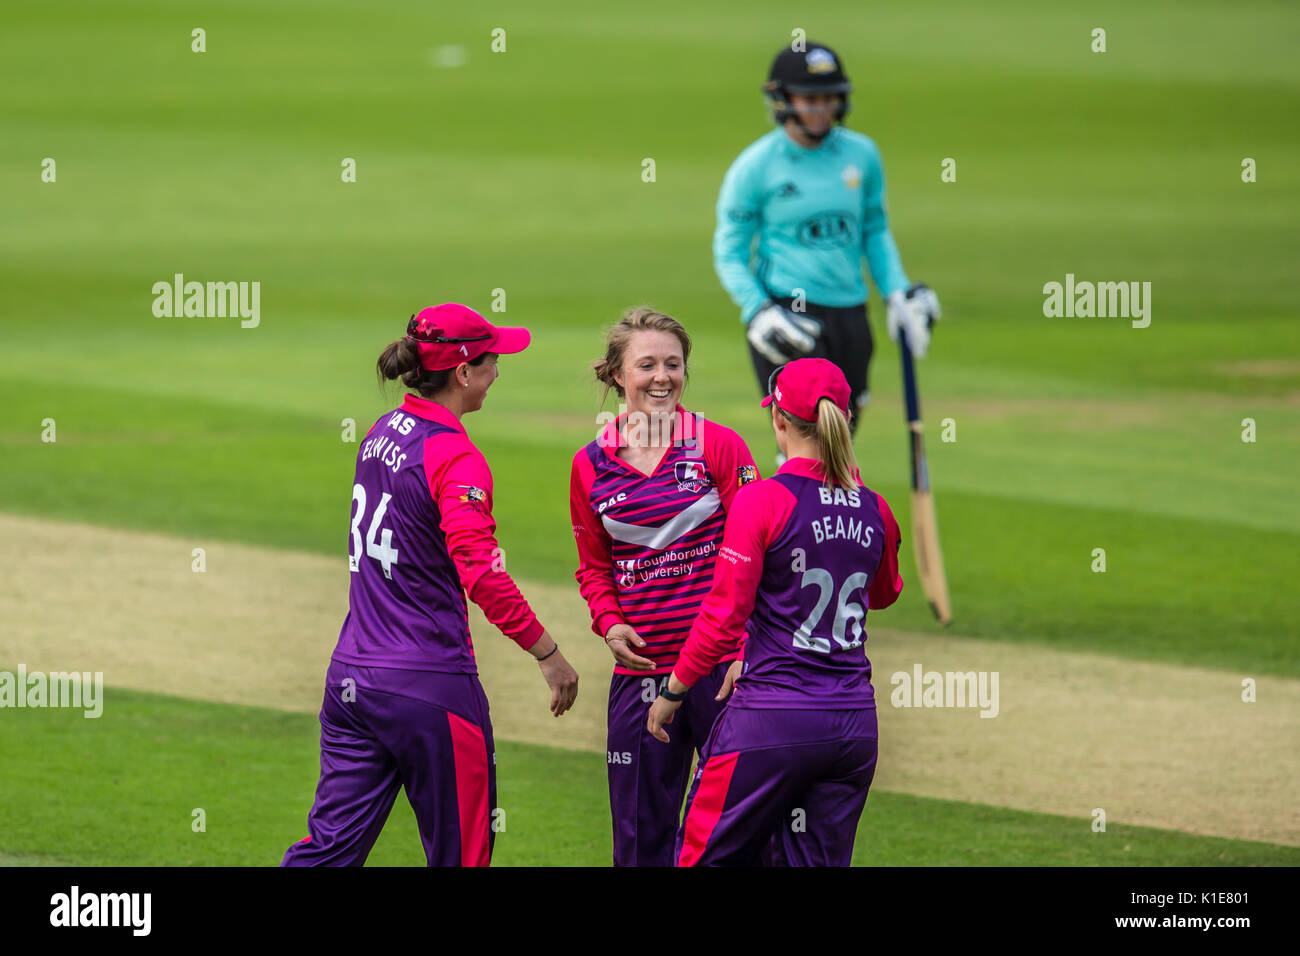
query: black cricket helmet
[{"left": 763, "top": 42, "right": 852, "bottom": 131}]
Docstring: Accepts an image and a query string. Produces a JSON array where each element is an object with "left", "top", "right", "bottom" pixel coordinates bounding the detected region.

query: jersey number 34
[{"left": 349, "top": 484, "right": 400, "bottom": 579}]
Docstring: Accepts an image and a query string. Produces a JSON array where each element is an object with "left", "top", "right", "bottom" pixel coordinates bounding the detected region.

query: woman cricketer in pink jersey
[
  {"left": 282, "top": 303, "right": 579, "bottom": 868},
  {"left": 570, "top": 306, "right": 760, "bottom": 867},
  {"left": 647, "top": 357, "right": 902, "bottom": 867}
]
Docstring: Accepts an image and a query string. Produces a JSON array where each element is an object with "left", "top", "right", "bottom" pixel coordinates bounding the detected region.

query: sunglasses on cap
[
  {"left": 767, "top": 363, "right": 787, "bottom": 400},
  {"left": 405, "top": 314, "right": 493, "bottom": 345}
]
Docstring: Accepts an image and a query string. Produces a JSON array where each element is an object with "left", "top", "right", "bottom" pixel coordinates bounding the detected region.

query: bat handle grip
[{"left": 899, "top": 330, "right": 921, "bottom": 424}]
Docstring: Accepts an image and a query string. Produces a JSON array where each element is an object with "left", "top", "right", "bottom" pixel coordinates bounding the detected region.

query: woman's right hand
[
  {"left": 531, "top": 631, "right": 579, "bottom": 717},
  {"left": 537, "top": 649, "right": 579, "bottom": 718},
  {"left": 604, "top": 623, "right": 656, "bottom": 671}
]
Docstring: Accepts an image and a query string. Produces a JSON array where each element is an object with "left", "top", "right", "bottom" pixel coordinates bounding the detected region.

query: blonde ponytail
[{"left": 814, "top": 398, "right": 858, "bottom": 491}]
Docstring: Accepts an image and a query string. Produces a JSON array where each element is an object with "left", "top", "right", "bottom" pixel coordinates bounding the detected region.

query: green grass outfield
[
  {"left": 2, "top": 686, "right": 1296, "bottom": 866},
  {"left": 1, "top": 0, "right": 1297, "bottom": 864}
]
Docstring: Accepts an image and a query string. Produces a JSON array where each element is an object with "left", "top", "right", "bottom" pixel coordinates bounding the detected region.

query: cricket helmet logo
[{"left": 806, "top": 48, "right": 838, "bottom": 74}]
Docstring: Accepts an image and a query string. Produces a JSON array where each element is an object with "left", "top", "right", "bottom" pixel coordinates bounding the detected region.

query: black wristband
[
  {"left": 659, "top": 685, "right": 688, "bottom": 703},
  {"left": 536, "top": 644, "right": 558, "bottom": 662}
]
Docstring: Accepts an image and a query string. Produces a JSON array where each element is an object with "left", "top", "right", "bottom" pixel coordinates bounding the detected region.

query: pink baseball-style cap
[
  {"left": 406, "top": 303, "right": 531, "bottom": 371},
  {"left": 760, "top": 357, "right": 852, "bottom": 421}
]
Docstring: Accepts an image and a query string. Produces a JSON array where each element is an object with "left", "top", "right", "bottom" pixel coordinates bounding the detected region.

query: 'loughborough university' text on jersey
[
  {"left": 570, "top": 406, "right": 759, "bottom": 675},
  {"left": 675, "top": 457, "right": 903, "bottom": 708},
  {"left": 714, "top": 126, "right": 910, "bottom": 322},
  {"left": 333, "top": 394, "right": 544, "bottom": 673}
]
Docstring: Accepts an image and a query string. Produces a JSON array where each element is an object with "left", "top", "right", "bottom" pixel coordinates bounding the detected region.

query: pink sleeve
[
  {"left": 702, "top": 419, "right": 760, "bottom": 513},
  {"left": 868, "top": 491, "right": 903, "bottom": 610},
  {"left": 673, "top": 481, "right": 795, "bottom": 687},
  {"left": 570, "top": 452, "right": 624, "bottom": 640},
  {"left": 426, "top": 437, "right": 544, "bottom": 650}
]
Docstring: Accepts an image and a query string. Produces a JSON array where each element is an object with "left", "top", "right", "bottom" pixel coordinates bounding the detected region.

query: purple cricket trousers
[
  {"left": 606, "top": 662, "right": 733, "bottom": 867},
  {"left": 281, "top": 659, "right": 495, "bottom": 867},
  {"left": 676, "top": 706, "right": 878, "bottom": 867}
]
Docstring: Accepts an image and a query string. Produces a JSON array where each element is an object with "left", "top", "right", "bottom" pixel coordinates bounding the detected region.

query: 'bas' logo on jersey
[
  {"left": 737, "top": 464, "right": 759, "bottom": 487},
  {"left": 457, "top": 484, "right": 487, "bottom": 509},
  {"left": 674, "top": 461, "right": 711, "bottom": 494}
]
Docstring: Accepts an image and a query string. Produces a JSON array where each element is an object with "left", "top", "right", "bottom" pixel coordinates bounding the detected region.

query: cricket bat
[{"left": 899, "top": 327, "right": 953, "bottom": 625}]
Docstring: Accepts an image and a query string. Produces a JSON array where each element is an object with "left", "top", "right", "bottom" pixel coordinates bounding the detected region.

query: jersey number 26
[{"left": 794, "top": 568, "right": 869, "bottom": 654}]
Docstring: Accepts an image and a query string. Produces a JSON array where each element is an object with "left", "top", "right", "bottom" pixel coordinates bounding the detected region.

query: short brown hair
[{"left": 592, "top": 306, "right": 691, "bottom": 404}]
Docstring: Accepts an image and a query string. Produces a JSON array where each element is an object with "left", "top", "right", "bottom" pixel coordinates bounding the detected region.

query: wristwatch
[{"left": 659, "top": 686, "right": 688, "bottom": 703}]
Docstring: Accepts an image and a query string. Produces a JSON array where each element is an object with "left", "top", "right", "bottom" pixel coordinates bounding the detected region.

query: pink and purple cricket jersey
[
  {"left": 283, "top": 394, "right": 544, "bottom": 867},
  {"left": 570, "top": 404, "right": 758, "bottom": 673},
  {"left": 671, "top": 456, "right": 903, "bottom": 866},
  {"left": 333, "top": 394, "right": 544, "bottom": 670},
  {"left": 570, "top": 404, "right": 760, "bottom": 866}
]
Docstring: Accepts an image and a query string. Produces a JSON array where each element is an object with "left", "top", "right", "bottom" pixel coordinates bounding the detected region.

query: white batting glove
[
  {"left": 887, "top": 284, "right": 941, "bottom": 358},
  {"left": 746, "top": 302, "right": 821, "bottom": 365}
]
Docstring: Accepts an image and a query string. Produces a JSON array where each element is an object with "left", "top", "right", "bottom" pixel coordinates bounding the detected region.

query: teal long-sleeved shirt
[{"left": 713, "top": 126, "right": 909, "bottom": 323}]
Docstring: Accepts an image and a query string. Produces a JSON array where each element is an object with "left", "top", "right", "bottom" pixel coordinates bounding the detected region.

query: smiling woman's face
[{"left": 614, "top": 330, "right": 685, "bottom": 418}]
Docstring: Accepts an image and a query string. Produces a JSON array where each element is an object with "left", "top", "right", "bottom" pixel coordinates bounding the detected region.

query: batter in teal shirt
[
  {"left": 714, "top": 124, "right": 908, "bottom": 321},
  {"left": 714, "top": 42, "right": 940, "bottom": 440}
]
